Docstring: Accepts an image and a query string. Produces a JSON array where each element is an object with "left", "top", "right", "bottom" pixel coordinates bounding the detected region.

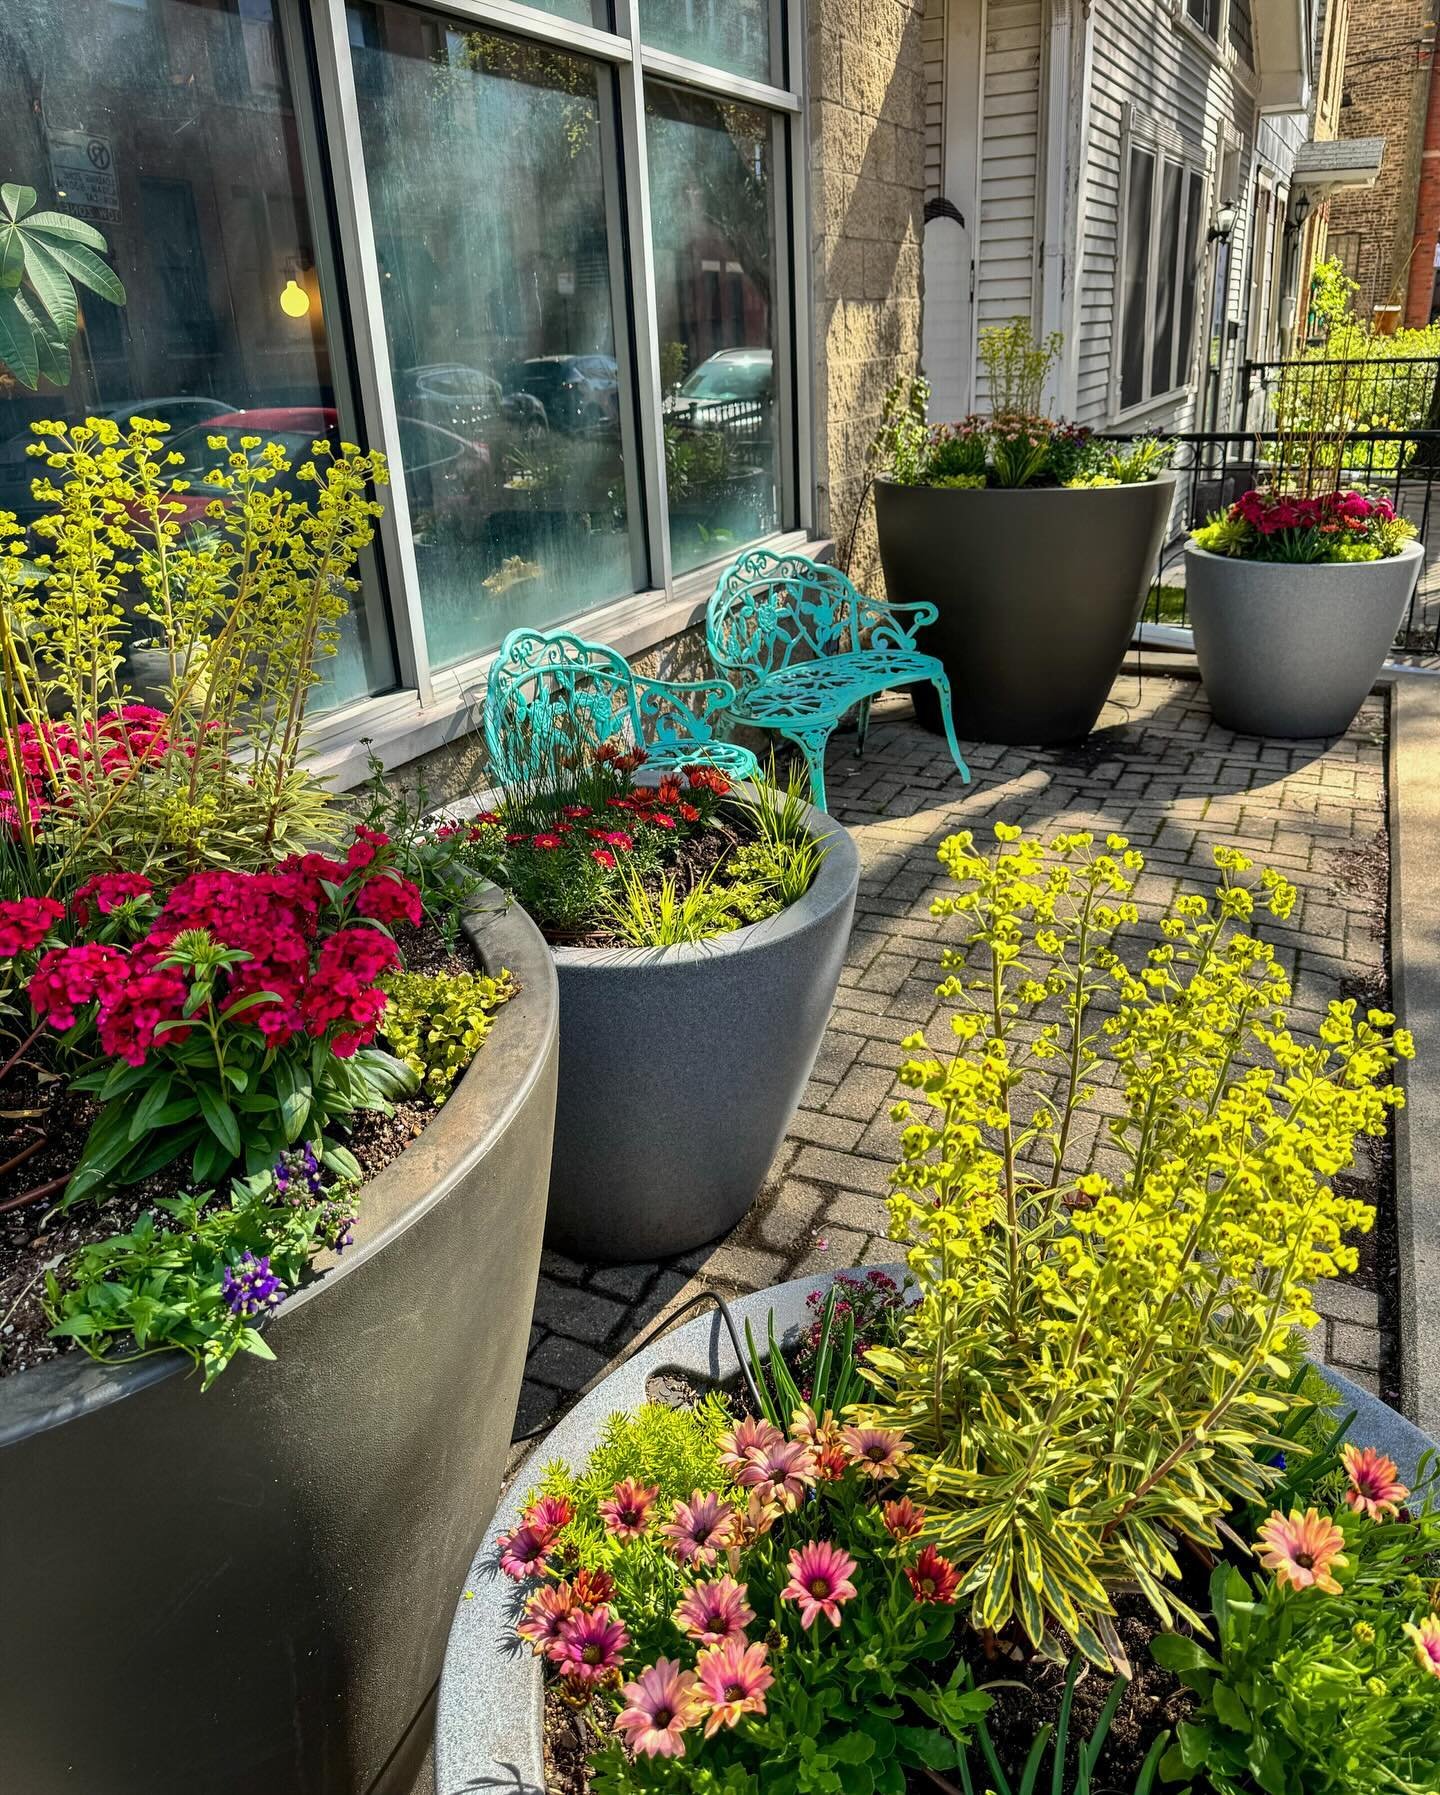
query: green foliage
[
  {"left": 979, "top": 319, "right": 1063, "bottom": 419},
  {"left": 380, "top": 965, "right": 516, "bottom": 1104},
  {"left": 356, "top": 750, "right": 488, "bottom": 945},
  {"left": 606, "top": 863, "right": 745, "bottom": 947},
  {"left": 0, "top": 183, "right": 126, "bottom": 390},
  {"left": 1310, "top": 257, "right": 1360, "bottom": 333},
  {"left": 44, "top": 1161, "right": 359, "bottom": 1388},
  {"left": 868, "top": 378, "right": 933, "bottom": 487},
  {"left": 1067, "top": 437, "right": 1176, "bottom": 488},
  {"left": 1155, "top": 1503, "right": 1440, "bottom": 1795},
  {"left": 0, "top": 416, "right": 388, "bottom": 882},
  {"left": 862, "top": 824, "right": 1411, "bottom": 1670},
  {"left": 745, "top": 1288, "right": 863, "bottom": 1430}
]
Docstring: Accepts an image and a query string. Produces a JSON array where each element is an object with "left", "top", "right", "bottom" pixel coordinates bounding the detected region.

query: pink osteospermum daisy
[
  {"left": 553, "top": 1605, "right": 629, "bottom": 1687},
  {"left": 907, "top": 1545, "right": 961, "bottom": 1606},
  {"left": 661, "top": 1491, "right": 737, "bottom": 1569},
  {"left": 790, "top": 1405, "right": 841, "bottom": 1452},
  {"left": 718, "top": 1415, "right": 784, "bottom": 1478},
  {"left": 1404, "top": 1613, "right": 1440, "bottom": 1680},
  {"left": 599, "top": 1479, "right": 660, "bottom": 1543},
  {"left": 673, "top": 1575, "right": 755, "bottom": 1644},
  {"left": 522, "top": 1494, "right": 574, "bottom": 1541},
  {"left": 1341, "top": 1443, "right": 1409, "bottom": 1522},
  {"left": 781, "top": 1540, "right": 859, "bottom": 1629},
  {"left": 1255, "top": 1508, "right": 1349, "bottom": 1595},
  {"left": 497, "top": 1525, "right": 550, "bottom": 1581},
  {"left": 882, "top": 1497, "right": 927, "bottom": 1542},
  {"left": 694, "top": 1636, "right": 774, "bottom": 1737},
  {"left": 614, "top": 1658, "right": 701, "bottom": 1759},
  {"left": 840, "top": 1424, "right": 909, "bottom": 1481},
  {"left": 516, "top": 1582, "right": 578, "bottom": 1655},
  {"left": 735, "top": 1438, "right": 818, "bottom": 1512}
]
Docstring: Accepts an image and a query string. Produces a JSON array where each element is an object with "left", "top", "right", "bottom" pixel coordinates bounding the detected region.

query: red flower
[
  {"left": 345, "top": 824, "right": 390, "bottom": 872},
  {"left": 532, "top": 833, "right": 565, "bottom": 852},
  {"left": 72, "top": 872, "right": 153, "bottom": 927},
  {"left": 685, "top": 767, "right": 731, "bottom": 797},
  {"left": 572, "top": 1566, "right": 617, "bottom": 1611},
  {"left": 301, "top": 927, "right": 400, "bottom": 1056},
  {"left": 96, "top": 959, "right": 191, "bottom": 1066},
  {"left": 563, "top": 805, "right": 593, "bottom": 820},
  {"left": 906, "top": 1546, "right": 960, "bottom": 1606},
  {"left": 472, "top": 810, "right": 501, "bottom": 827},
  {"left": 0, "top": 896, "right": 65, "bottom": 958},
  {"left": 677, "top": 802, "right": 700, "bottom": 823},
  {"left": 656, "top": 775, "right": 683, "bottom": 806},
  {"left": 355, "top": 872, "right": 423, "bottom": 928},
  {"left": 649, "top": 812, "right": 677, "bottom": 830},
  {"left": 29, "top": 941, "right": 130, "bottom": 1028},
  {"left": 591, "top": 849, "right": 617, "bottom": 869},
  {"left": 505, "top": 832, "right": 529, "bottom": 845}
]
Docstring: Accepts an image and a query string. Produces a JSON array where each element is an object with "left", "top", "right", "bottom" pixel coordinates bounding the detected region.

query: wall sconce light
[
  {"left": 1285, "top": 189, "right": 1313, "bottom": 237},
  {"left": 279, "top": 266, "right": 312, "bottom": 319},
  {"left": 1208, "top": 200, "right": 1238, "bottom": 246}
]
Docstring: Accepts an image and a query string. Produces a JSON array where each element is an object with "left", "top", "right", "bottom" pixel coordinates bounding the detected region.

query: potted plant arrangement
[
  {"left": 0, "top": 418, "right": 559, "bottom": 1795},
  {"left": 871, "top": 322, "right": 1176, "bottom": 747},
  {"left": 1186, "top": 410, "right": 1422, "bottom": 737},
  {"left": 438, "top": 747, "right": 859, "bottom": 1262},
  {"left": 437, "top": 824, "right": 1434, "bottom": 1795}
]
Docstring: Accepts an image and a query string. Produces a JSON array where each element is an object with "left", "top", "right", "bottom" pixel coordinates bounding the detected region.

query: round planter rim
[
  {"left": 446, "top": 784, "right": 860, "bottom": 974},
  {"left": 1184, "top": 538, "right": 1424, "bottom": 571},
  {"left": 873, "top": 471, "right": 1179, "bottom": 497},
  {"left": 435, "top": 1262, "right": 1433, "bottom": 1795},
  {"left": 0, "top": 887, "right": 559, "bottom": 1445}
]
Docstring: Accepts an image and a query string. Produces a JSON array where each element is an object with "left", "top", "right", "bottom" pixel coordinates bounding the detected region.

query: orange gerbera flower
[
  {"left": 1341, "top": 1443, "right": 1409, "bottom": 1521},
  {"left": 1255, "top": 1508, "right": 1348, "bottom": 1594}
]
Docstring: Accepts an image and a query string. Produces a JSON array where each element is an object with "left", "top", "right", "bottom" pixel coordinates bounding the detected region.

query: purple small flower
[
  {"left": 318, "top": 1202, "right": 357, "bottom": 1254},
  {"left": 222, "top": 1252, "right": 284, "bottom": 1320}
]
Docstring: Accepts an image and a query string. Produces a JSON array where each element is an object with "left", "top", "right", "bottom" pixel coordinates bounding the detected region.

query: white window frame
[
  {"left": 1113, "top": 108, "right": 1210, "bottom": 424},
  {"left": 291, "top": 0, "right": 812, "bottom": 778},
  {"left": 1170, "top": 0, "right": 1260, "bottom": 98}
]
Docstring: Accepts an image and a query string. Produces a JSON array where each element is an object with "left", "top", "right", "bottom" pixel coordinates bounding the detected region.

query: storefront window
[
  {"left": 646, "top": 85, "right": 780, "bottom": 577},
  {"left": 348, "top": 4, "right": 638, "bottom": 670},
  {"left": 0, "top": 0, "right": 396, "bottom": 711},
  {"left": 641, "top": 0, "right": 774, "bottom": 86}
]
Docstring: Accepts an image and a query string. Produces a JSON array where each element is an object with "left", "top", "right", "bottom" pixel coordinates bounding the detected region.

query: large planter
[
  {"left": 434, "top": 1267, "right": 1434, "bottom": 1794},
  {"left": 0, "top": 895, "right": 559, "bottom": 1795},
  {"left": 1186, "top": 540, "right": 1422, "bottom": 738},
  {"left": 457, "top": 791, "right": 859, "bottom": 1262},
  {"left": 874, "top": 475, "right": 1176, "bottom": 746}
]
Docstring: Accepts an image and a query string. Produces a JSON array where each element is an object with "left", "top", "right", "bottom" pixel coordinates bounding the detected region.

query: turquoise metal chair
[
  {"left": 483, "top": 626, "right": 761, "bottom": 790},
  {"left": 705, "top": 547, "right": 971, "bottom": 811}
]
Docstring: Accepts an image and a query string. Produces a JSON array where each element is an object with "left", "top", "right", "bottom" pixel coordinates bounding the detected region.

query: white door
[{"left": 922, "top": 0, "right": 983, "bottom": 419}]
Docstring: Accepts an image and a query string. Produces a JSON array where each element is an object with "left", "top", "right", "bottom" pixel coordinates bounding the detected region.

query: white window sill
[
  {"left": 302, "top": 528, "right": 824, "bottom": 792},
  {"left": 1106, "top": 385, "right": 1199, "bottom": 432}
]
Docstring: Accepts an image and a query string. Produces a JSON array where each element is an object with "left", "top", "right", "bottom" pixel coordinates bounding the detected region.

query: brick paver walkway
[{"left": 516, "top": 672, "right": 1393, "bottom": 1451}]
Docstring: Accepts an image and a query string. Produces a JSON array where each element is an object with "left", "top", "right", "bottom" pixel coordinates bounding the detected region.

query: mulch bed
[{"left": 0, "top": 915, "right": 474, "bottom": 1382}]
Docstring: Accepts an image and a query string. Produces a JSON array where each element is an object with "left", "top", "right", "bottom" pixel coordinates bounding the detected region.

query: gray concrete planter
[
  {"left": 875, "top": 475, "right": 1175, "bottom": 746},
  {"left": 0, "top": 895, "right": 559, "bottom": 1795},
  {"left": 1186, "top": 540, "right": 1422, "bottom": 739},
  {"left": 434, "top": 1267, "right": 1434, "bottom": 1795},
  {"left": 547, "top": 798, "right": 858, "bottom": 1261}
]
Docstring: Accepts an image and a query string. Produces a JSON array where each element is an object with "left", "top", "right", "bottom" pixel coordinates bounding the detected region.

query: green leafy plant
[
  {"left": 1067, "top": 437, "right": 1175, "bottom": 488},
  {"left": 606, "top": 863, "right": 743, "bottom": 947},
  {"left": 868, "top": 377, "right": 933, "bottom": 487},
  {"left": 380, "top": 965, "right": 516, "bottom": 1103},
  {"left": 979, "top": 320, "right": 1063, "bottom": 420},
  {"left": 861, "top": 824, "right": 1411, "bottom": 1670},
  {"left": 356, "top": 749, "right": 489, "bottom": 945},
  {"left": 0, "top": 183, "right": 126, "bottom": 390},
  {"left": 44, "top": 1155, "right": 359, "bottom": 1388},
  {"left": 745, "top": 1287, "right": 863, "bottom": 1430}
]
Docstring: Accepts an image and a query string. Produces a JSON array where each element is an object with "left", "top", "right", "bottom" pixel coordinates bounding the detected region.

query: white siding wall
[
  {"left": 977, "top": 0, "right": 1043, "bottom": 345},
  {"left": 924, "top": 0, "right": 946, "bottom": 201}
]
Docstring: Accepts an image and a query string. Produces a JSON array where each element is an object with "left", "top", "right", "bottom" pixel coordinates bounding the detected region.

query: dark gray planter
[
  {"left": 0, "top": 896, "right": 559, "bottom": 1795},
  {"left": 434, "top": 1266, "right": 1435, "bottom": 1795},
  {"left": 1186, "top": 540, "right": 1422, "bottom": 738},
  {"left": 874, "top": 474, "right": 1175, "bottom": 746},
  {"left": 547, "top": 797, "right": 858, "bottom": 1261}
]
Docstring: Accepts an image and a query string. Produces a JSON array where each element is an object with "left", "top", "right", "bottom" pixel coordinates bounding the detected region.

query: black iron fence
[
  {"left": 1120, "top": 425, "right": 1440, "bottom": 656},
  {"left": 1239, "top": 354, "right": 1440, "bottom": 437}
]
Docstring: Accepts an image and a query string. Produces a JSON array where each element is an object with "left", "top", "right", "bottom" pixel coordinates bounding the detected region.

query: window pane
[
  {"left": 1151, "top": 161, "right": 1183, "bottom": 398},
  {"left": 1177, "top": 170, "right": 1205, "bottom": 382},
  {"left": 1120, "top": 148, "right": 1155, "bottom": 410},
  {"left": 349, "top": 4, "right": 637, "bottom": 670},
  {"left": 641, "top": 0, "right": 773, "bottom": 85},
  {"left": 0, "top": 0, "right": 395, "bottom": 710},
  {"left": 1186, "top": 0, "right": 1221, "bottom": 37},
  {"left": 1228, "top": 0, "right": 1254, "bottom": 66},
  {"left": 647, "top": 84, "right": 781, "bottom": 577}
]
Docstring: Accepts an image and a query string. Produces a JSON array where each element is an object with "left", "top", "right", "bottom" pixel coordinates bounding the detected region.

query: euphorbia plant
[{"left": 862, "top": 825, "right": 1412, "bottom": 1671}]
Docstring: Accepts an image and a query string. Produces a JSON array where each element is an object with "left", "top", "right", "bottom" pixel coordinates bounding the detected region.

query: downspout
[
  {"left": 1405, "top": 31, "right": 1440, "bottom": 327},
  {"left": 1058, "top": 0, "right": 1096, "bottom": 417},
  {"left": 1039, "top": 0, "right": 1074, "bottom": 413}
]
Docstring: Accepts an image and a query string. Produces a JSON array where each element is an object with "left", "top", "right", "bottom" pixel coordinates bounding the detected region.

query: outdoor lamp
[
  {"left": 279, "top": 273, "right": 311, "bottom": 318},
  {"left": 1290, "top": 189, "right": 1313, "bottom": 233},
  {"left": 1208, "top": 200, "right": 1238, "bottom": 245}
]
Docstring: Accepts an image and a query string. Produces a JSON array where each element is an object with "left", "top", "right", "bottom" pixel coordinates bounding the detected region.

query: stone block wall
[
  {"left": 807, "top": 0, "right": 928, "bottom": 590},
  {"left": 1325, "top": 0, "right": 1438, "bottom": 320}
]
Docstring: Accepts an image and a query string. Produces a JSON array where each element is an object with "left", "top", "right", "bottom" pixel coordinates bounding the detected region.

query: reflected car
[
  {"left": 507, "top": 355, "right": 620, "bottom": 433},
  {"left": 160, "top": 406, "right": 491, "bottom": 529},
  {"left": 665, "top": 349, "right": 773, "bottom": 429},
  {"left": 396, "top": 363, "right": 548, "bottom": 438},
  {"left": 0, "top": 395, "right": 234, "bottom": 520}
]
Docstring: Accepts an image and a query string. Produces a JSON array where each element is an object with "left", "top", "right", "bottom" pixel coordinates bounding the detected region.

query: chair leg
[
  {"left": 855, "top": 696, "right": 873, "bottom": 759},
  {"left": 931, "top": 677, "right": 972, "bottom": 786},
  {"left": 784, "top": 726, "right": 834, "bottom": 813}
]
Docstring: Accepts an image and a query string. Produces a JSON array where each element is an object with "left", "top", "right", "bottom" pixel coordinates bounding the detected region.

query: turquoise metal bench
[
  {"left": 483, "top": 626, "right": 761, "bottom": 791},
  {"left": 705, "top": 547, "right": 971, "bottom": 811}
]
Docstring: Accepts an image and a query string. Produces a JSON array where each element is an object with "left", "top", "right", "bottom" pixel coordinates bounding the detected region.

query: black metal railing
[
  {"left": 1117, "top": 426, "right": 1440, "bottom": 656},
  {"left": 1239, "top": 354, "right": 1440, "bottom": 437}
]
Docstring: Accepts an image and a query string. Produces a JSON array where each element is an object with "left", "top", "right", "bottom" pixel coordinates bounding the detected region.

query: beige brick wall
[{"left": 808, "top": 0, "right": 928, "bottom": 590}]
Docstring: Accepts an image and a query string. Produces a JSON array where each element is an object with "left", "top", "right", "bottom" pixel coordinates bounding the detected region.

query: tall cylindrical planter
[
  {"left": 874, "top": 475, "right": 1175, "bottom": 746},
  {"left": 546, "top": 801, "right": 859, "bottom": 1262},
  {"left": 1186, "top": 540, "right": 1422, "bottom": 738},
  {"left": 0, "top": 896, "right": 560, "bottom": 1795}
]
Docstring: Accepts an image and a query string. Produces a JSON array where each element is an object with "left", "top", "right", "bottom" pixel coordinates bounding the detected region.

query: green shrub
[{"left": 380, "top": 965, "right": 516, "bottom": 1104}]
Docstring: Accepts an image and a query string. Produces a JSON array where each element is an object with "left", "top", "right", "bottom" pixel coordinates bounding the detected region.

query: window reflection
[
  {"left": 647, "top": 85, "right": 780, "bottom": 577},
  {"left": 348, "top": 4, "right": 638, "bottom": 671},
  {"left": 641, "top": 0, "right": 773, "bottom": 85},
  {"left": 0, "top": 0, "right": 395, "bottom": 711}
]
